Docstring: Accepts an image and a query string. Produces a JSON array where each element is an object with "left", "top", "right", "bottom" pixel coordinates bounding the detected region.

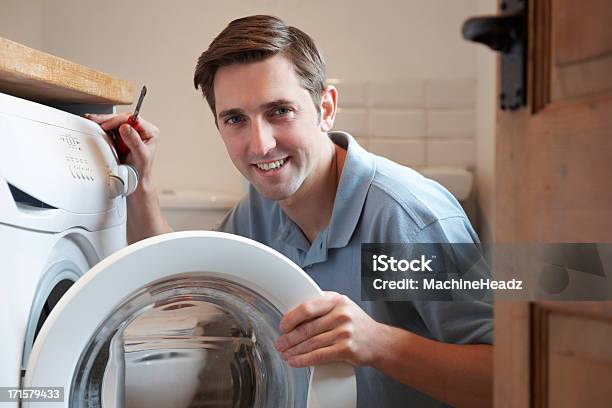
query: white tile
[
  {"left": 329, "top": 79, "right": 367, "bottom": 108},
  {"left": 425, "top": 78, "right": 476, "bottom": 108},
  {"left": 427, "top": 110, "right": 476, "bottom": 138},
  {"left": 369, "top": 109, "right": 425, "bottom": 138},
  {"left": 427, "top": 139, "right": 475, "bottom": 167},
  {"left": 369, "top": 139, "right": 425, "bottom": 167},
  {"left": 333, "top": 108, "right": 368, "bottom": 138},
  {"left": 368, "top": 79, "right": 425, "bottom": 108}
]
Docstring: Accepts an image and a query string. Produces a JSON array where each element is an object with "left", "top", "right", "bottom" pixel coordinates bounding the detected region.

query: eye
[
  {"left": 225, "top": 115, "right": 243, "bottom": 126},
  {"left": 272, "top": 106, "right": 292, "bottom": 116}
]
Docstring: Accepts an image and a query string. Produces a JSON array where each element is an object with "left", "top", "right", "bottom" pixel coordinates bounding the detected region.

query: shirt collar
[
  {"left": 275, "top": 132, "right": 376, "bottom": 264},
  {"left": 326, "top": 131, "right": 376, "bottom": 248}
]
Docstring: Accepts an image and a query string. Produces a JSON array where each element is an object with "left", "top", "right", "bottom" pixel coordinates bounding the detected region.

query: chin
[
  {"left": 246, "top": 170, "right": 305, "bottom": 202},
  {"left": 257, "top": 188, "right": 294, "bottom": 202},
  {"left": 252, "top": 181, "right": 301, "bottom": 202}
]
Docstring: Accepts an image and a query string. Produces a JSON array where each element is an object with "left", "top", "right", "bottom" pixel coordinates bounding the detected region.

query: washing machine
[
  {"left": 0, "top": 93, "right": 355, "bottom": 407},
  {"left": 0, "top": 91, "right": 138, "bottom": 406}
]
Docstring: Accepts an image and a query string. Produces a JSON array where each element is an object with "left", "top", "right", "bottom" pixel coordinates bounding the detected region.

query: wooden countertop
[{"left": 0, "top": 37, "right": 133, "bottom": 105}]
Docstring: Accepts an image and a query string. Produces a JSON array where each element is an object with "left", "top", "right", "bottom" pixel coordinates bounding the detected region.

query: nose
[{"left": 249, "top": 118, "right": 276, "bottom": 157}]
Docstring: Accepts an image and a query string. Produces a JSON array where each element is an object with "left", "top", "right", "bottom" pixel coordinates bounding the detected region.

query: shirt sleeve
[{"left": 409, "top": 217, "right": 494, "bottom": 345}]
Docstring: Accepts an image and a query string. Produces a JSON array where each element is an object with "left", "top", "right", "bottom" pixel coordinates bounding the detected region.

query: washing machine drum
[{"left": 24, "top": 232, "right": 355, "bottom": 408}]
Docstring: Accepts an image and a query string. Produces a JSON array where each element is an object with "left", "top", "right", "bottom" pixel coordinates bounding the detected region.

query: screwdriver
[{"left": 113, "top": 85, "right": 147, "bottom": 160}]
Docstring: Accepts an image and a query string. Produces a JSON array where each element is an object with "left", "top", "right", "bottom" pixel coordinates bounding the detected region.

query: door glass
[
  {"left": 22, "top": 260, "right": 83, "bottom": 370},
  {"left": 70, "top": 274, "right": 309, "bottom": 407}
]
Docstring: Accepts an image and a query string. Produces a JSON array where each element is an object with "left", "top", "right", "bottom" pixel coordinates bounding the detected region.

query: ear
[{"left": 319, "top": 85, "right": 338, "bottom": 132}]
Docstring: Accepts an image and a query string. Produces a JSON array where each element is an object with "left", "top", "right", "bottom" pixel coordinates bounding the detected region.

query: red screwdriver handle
[
  {"left": 113, "top": 85, "right": 147, "bottom": 161},
  {"left": 127, "top": 114, "right": 141, "bottom": 131},
  {"left": 113, "top": 114, "right": 139, "bottom": 159}
]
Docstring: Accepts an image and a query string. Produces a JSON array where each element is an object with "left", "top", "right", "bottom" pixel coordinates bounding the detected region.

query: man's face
[{"left": 213, "top": 54, "right": 327, "bottom": 201}]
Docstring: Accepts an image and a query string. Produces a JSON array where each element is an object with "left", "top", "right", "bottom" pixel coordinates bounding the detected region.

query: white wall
[
  {"left": 0, "top": 0, "right": 44, "bottom": 49},
  {"left": 3, "top": 0, "right": 480, "bottom": 196},
  {"left": 332, "top": 78, "right": 477, "bottom": 169}
]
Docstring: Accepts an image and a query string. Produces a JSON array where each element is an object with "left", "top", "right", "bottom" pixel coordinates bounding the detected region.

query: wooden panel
[
  {"left": 551, "top": 0, "right": 612, "bottom": 101},
  {"left": 529, "top": 303, "right": 612, "bottom": 408},
  {"left": 495, "top": 1, "right": 612, "bottom": 407},
  {"left": 496, "top": 96, "right": 612, "bottom": 242},
  {"left": 520, "top": 98, "right": 612, "bottom": 241},
  {"left": 540, "top": 301, "right": 612, "bottom": 321},
  {"left": 553, "top": 0, "right": 612, "bottom": 64},
  {"left": 493, "top": 107, "right": 527, "bottom": 243},
  {"left": 493, "top": 302, "right": 531, "bottom": 408},
  {"left": 553, "top": 55, "right": 612, "bottom": 101},
  {"left": 547, "top": 313, "right": 612, "bottom": 407},
  {"left": 0, "top": 37, "right": 133, "bottom": 105},
  {"left": 494, "top": 303, "right": 612, "bottom": 408},
  {"left": 530, "top": 0, "right": 552, "bottom": 113},
  {"left": 532, "top": 304, "right": 549, "bottom": 408}
]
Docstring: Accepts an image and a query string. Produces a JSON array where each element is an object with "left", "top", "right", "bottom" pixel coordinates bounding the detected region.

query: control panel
[{"left": 0, "top": 92, "right": 133, "bottom": 218}]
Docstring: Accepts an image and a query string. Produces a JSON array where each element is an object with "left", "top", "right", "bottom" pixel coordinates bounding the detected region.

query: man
[{"left": 86, "top": 15, "right": 493, "bottom": 407}]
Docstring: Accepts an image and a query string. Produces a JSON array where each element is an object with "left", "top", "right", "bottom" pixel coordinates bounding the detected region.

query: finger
[
  {"left": 83, "top": 113, "right": 118, "bottom": 123},
  {"left": 128, "top": 116, "right": 159, "bottom": 141},
  {"left": 276, "top": 305, "right": 353, "bottom": 352},
  {"left": 85, "top": 113, "right": 159, "bottom": 144},
  {"left": 98, "top": 113, "right": 134, "bottom": 131},
  {"left": 84, "top": 113, "right": 132, "bottom": 130},
  {"left": 281, "top": 327, "right": 343, "bottom": 359},
  {"left": 84, "top": 113, "right": 131, "bottom": 129},
  {"left": 119, "top": 124, "right": 146, "bottom": 156},
  {"left": 276, "top": 311, "right": 336, "bottom": 352},
  {"left": 287, "top": 342, "right": 348, "bottom": 368},
  {"left": 280, "top": 293, "right": 342, "bottom": 334}
]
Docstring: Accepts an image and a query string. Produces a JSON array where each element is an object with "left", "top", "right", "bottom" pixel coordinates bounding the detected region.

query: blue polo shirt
[{"left": 217, "top": 131, "right": 493, "bottom": 407}]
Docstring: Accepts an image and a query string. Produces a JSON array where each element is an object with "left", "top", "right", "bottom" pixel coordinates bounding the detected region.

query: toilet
[
  {"left": 159, "top": 189, "right": 241, "bottom": 230},
  {"left": 419, "top": 167, "right": 476, "bottom": 225}
]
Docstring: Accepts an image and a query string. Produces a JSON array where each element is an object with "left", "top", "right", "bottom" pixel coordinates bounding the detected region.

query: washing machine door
[{"left": 24, "top": 231, "right": 356, "bottom": 408}]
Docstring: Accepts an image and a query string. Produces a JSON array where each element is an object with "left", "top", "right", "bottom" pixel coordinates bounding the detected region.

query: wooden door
[{"left": 494, "top": 0, "right": 612, "bottom": 407}]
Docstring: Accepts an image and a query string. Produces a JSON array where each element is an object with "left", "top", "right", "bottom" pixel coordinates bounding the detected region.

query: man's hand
[
  {"left": 84, "top": 113, "right": 160, "bottom": 182},
  {"left": 275, "top": 291, "right": 382, "bottom": 367},
  {"left": 84, "top": 113, "right": 171, "bottom": 243}
]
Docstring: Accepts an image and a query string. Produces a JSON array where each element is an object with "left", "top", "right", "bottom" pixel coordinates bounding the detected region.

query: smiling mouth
[{"left": 254, "top": 157, "right": 288, "bottom": 172}]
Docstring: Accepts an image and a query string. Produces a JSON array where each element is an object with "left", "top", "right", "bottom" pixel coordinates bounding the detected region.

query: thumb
[{"left": 119, "top": 123, "right": 146, "bottom": 156}]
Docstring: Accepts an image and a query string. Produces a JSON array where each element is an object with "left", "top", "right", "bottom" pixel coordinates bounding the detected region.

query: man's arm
[
  {"left": 126, "top": 178, "right": 172, "bottom": 244},
  {"left": 374, "top": 323, "right": 492, "bottom": 408},
  {"left": 85, "top": 113, "right": 172, "bottom": 243},
  {"left": 275, "top": 292, "right": 493, "bottom": 408}
]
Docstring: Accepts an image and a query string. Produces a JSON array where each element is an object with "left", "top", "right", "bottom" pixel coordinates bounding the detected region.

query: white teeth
[{"left": 256, "top": 158, "right": 285, "bottom": 171}]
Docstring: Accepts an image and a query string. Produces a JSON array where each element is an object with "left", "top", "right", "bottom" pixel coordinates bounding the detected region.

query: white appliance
[
  {"left": 23, "top": 231, "right": 356, "bottom": 407},
  {"left": 0, "top": 92, "right": 138, "bottom": 407},
  {"left": 0, "top": 93, "right": 355, "bottom": 407}
]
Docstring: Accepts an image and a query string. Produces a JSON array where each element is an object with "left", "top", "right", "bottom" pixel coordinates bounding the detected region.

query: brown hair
[{"left": 193, "top": 15, "right": 326, "bottom": 118}]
